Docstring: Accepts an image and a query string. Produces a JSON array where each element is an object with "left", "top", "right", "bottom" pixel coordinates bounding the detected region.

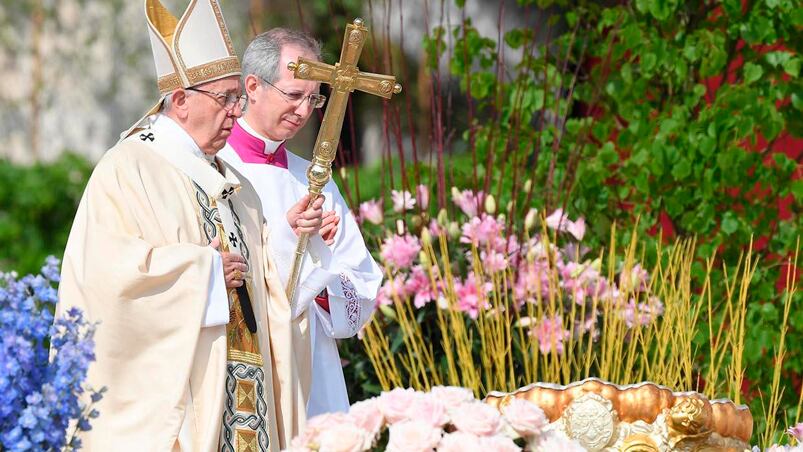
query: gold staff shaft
[{"left": 285, "top": 18, "right": 402, "bottom": 304}]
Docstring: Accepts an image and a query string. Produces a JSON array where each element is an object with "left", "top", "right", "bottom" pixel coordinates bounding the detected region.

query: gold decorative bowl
[{"left": 485, "top": 378, "right": 752, "bottom": 451}]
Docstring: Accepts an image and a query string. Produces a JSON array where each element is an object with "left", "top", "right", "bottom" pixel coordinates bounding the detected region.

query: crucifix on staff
[{"left": 284, "top": 18, "right": 403, "bottom": 303}]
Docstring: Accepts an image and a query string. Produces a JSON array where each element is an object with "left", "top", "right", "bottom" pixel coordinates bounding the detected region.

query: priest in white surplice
[
  {"left": 56, "top": 3, "right": 317, "bottom": 451},
  {"left": 219, "top": 28, "right": 382, "bottom": 417}
]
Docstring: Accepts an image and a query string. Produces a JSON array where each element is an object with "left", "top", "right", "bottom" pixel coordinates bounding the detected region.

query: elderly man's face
[
  {"left": 185, "top": 76, "right": 243, "bottom": 155},
  {"left": 245, "top": 44, "right": 320, "bottom": 141}
]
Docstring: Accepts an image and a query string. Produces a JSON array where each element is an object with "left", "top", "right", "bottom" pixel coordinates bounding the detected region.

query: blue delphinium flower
[{"left": 0, "top": 257, "right": 103, "bottom": 451}]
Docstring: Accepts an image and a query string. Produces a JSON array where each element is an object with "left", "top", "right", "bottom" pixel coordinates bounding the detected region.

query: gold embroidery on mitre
[
  {"left": 155, "top": 0, "right": 241, "bottom": 93},
  {"left": 209, "top": 0, "right": 236, "bottom": 56},
  {"left": 186, "top": 57, "right": 241, "bottom": 86},
  {"left": 235, "top": 429, "right": 258, "bottom": 452},
  {"left": 158, "top": 73, "right": 182, "bottom": 94},
  {"left": 171, "top": 0, "right": 195, "bottom": 82}
]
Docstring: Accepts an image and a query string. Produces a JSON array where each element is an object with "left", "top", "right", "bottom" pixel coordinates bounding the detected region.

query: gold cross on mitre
[{"left": 285, "top": 18, "right": 402, "bottom": 302}]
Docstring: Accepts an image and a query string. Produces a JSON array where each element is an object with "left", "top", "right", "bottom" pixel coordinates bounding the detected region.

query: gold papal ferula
[{"left": 485, "top": 378, "right": 752, "bottom": 452}]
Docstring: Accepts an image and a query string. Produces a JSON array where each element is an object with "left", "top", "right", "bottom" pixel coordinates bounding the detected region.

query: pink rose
[
  {"left": 438, "top": 431, "right": 485, "bottom": 452},
  {"left": 429, "top": 386, "right": 475, "bottom": 408},
  {"left": 316, "top": 423, "right": 371, "bottom": 452},
  {"left": 480, "top": 435, "right": 521, "bottom": 451},
  {"left": 379, "top": 387, "right": 420, "bottom": 424},
  {"left": 386, "top": 420, "right": 442, "bottom": 452},
  {"left": 501, "top": 398, "right": 548, "bottom": 437},
  {"left": 410, "top": 393, "right": 449, "bottom": 427},
  {"left": 348, "top": 398, "right": 385, "bottom": 440},
  {"left": 451, "top": 402, "right": 502, "bottom": 436}
]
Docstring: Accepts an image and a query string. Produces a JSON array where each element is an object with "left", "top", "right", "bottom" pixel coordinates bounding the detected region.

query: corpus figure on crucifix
[{"left": 219, "top": 20, "right": 401, "bottom": 417}]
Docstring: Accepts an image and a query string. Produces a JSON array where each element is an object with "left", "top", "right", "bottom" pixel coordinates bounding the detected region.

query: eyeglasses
[
  {"left": 186, "top": 87, "right": 247, "bottom": 111},
  {"left": 260, "top": 77, "right": 326, "bottom": 109}
]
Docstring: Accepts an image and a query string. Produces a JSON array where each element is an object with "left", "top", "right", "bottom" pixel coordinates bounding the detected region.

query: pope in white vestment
[
  {"left": 55, "top": 2, "right": 310, "bottom": 450},
  {"left": 219, "top": 28, "right": 382, "bottom": 417}
]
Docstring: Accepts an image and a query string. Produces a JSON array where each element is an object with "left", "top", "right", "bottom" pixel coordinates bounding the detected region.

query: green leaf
[
  {"left": 635, "top": 0, "right": 649, "bottom": 14},
  {"left": 791, "top": 180, "right": 803, "bottom": 203},
  {"left": 504, "top": 29, "right": 525, "bottom": 49},
  {"left": 700, "top": 136, "right": 717, "bottom": 157},
  {"left": 766, "top": 51, "right": 792, "bottom": 68},
  {"left": 698, "top": 31, "right": 727, "bottom": 77},
  {"left": 599, "top": 142, "right": 618, "bottom": 165},
  {"left": 791, "top": 8, "right": 803, "bottom": 26},
  {"left": 783, "top": 57, "right": 801, "bottom": 77},
  {"left": 641, "top": 53, "right": 657, "bottom": 73},
  {"left": 672, "top": 158, "right": 692, "bottom": 181},
  {"left": 792, "top": 93, "right": 803, "bottom": 111},
  {"left": 721, "top": 211, "right": 739, "bottom": 235},
  {"left": 621, "top": 63, "right": 633, "bottom": 85},
  {"left": 648, "top": 0, "right": 679, "bottom": 20},
  {"left": 743, "top": 62, "right": 763, "bottom": 84},
  {"left": 565, "top": 11, "right": 578, "bottom": 28}
]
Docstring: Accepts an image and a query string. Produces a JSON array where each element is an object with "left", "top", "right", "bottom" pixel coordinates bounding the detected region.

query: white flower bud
[
  {"left": 485, "top": 194, "right": 497, "bottom": 215},
  {"left": 419, "top": 250, "right": 430, "bottom": 266},
  {"left": 448, "top": 221, "right": 461, "bottom": 239},
  {"left": 420, "top": 227, "right": 432, "bottom": 246},
  {"left": 524, "top": 208, "right": 538, "bottom": 231},
  {"left": 523, "top": 179, "right": 532, "bottom": 193},
  {"left": 437, "top": 208, "right": 449, "bottom": 225}
]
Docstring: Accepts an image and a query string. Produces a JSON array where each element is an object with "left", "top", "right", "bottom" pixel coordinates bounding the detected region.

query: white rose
[
  {"left": 316, "top": 423, "right": 371, "bottom": 452},
  {"left": 348, "top": 398, "right": 385, "bottom": 440},
  {"left": 480, "top": 435, "right": 521, "bottom": 452},
  {"left": 378, "top": 387, "right": 420, "bottom": 424},
  {"left": 386, "top": 420, "right": 442, "bottom": 452},
  {"left": 437, "top": 431, "right": 485, "bottom": 452},
  {"left": 451, "top": 402, "right": 502, "bottom": 436},
  {"left": 410, "top": 393, "right": 450, "bottom": 427},
  {"left": 429, "top": 386, "right": 475, "bottom": 408},
  {"left": 501, "top": 398, "right": 548, "bottom": 438}
]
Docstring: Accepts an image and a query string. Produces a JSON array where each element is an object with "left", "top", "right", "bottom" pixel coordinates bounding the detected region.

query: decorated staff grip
[{"left": 284, "top": 18, "right": 402, "bottom": 304}]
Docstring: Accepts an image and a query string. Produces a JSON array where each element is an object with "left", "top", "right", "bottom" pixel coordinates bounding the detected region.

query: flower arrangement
[
  {"left": 286, "top": 386, "right": 584, "bottom": 452},
  {"left": 0, "top": 257, "right": 103, "bottom": 451},
  {"left": 360, "top": 186, "right": 663, "bottom": 356}
]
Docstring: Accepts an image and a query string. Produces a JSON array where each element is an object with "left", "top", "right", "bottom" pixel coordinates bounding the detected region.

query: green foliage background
[
  {"left": 336, "top": 0, "right": 803, "bottom": 441},
  {"left": 0, "top": 154, "right": 92, "bottom": 274}
]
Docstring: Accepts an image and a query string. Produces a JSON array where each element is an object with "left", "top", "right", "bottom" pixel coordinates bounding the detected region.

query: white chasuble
[
  {"left": 220, "top": 118, "right": 382, "bottom": 417},
  {"left": 57, "top": 115, "right": 308, "bottom": 452}
]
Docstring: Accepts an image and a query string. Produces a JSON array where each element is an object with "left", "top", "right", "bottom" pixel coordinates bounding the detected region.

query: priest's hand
[
  {"left": 287, "top": 194, "right": 325, "bottom": 237},
  {"left": 210, "top": 237, "right": 248, "bottom": 289},
  {"left": 319, "top": 210, "right": 340, "bottom": 246}
]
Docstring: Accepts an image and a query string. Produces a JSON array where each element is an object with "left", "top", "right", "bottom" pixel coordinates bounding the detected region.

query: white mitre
[{"left": 121, "top": 0, "right": 241, "bottom": 138}]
